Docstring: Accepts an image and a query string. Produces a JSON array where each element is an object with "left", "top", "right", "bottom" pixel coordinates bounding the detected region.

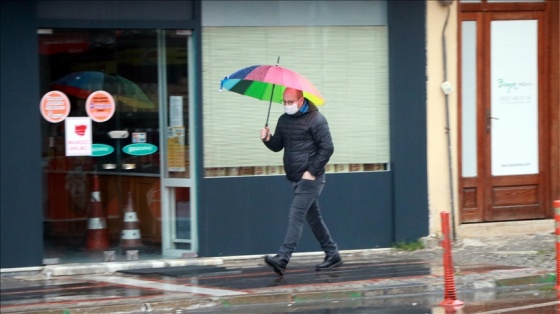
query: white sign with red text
[{"left": 65, "top": 117, "right": 92, "bottom": 156}]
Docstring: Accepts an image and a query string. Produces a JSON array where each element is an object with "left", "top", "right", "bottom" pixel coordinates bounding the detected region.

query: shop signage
[
  {"left": 490, "top": 20, "right": 538, "bottom": 176},
  {"left": 170, "top": 96, "right": 184, "bottom": 126},
  {"left": 40, "top": 91, "right": 71, "bottom": 123},
  {"left": 167, "top": 126, "right": 186, "bottom": 172},
  {"left": 123, "top": 143, "right": 158, "bottom": 156},
  {"left": 39, "top": 32, "right": 90, "bottom": 55},
  {"left": 86, "top": 90, "right": 115, "bottom": 123},
  {"left": 65, "top": 117, "right": 92, "bottom": 156},
  {"left": 91, "top": 144, "right": 114, "bottom": 156}
]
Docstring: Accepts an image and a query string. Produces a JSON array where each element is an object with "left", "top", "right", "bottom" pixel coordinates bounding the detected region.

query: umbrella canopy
[
  {"left": 51, "top": 71, "right": 154, "bottom": 109},
  {"left": 220, "top": 65, "right": 324, "bottom": 106}
]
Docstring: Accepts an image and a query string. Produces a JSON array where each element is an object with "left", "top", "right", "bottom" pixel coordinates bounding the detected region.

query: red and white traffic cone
[
  {"left": 86, "top": 175, "right": 110, "bottom": 250},
  {"left": 120, "top": 191, "right": 143, "bottom": 250}
]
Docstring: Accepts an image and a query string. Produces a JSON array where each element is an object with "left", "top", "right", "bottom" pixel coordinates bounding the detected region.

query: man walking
[{"left": 260, "top": 87, "right": 342, "bottom": 276}]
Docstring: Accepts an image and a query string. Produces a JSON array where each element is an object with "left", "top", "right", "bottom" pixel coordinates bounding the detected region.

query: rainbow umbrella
[
  {"left": 52, "top": 71, "right": 154, "bottom": 109},
  {"left": 220, "top": 60, "right": 324, "bottom": 126}
]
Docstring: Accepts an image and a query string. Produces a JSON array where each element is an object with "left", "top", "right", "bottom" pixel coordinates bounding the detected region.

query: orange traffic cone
[
  {"left": 120, "top": 191, "right": 143, "bottom": 249},
  {"left": 86, "top": 175, "right": 110, "bottom": 250}
]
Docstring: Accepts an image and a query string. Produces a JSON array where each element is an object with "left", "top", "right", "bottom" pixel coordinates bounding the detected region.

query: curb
[
  {"left": 42, "top": 258, "right": 225, "bottom": 277},
  {"left": 0, "top": 248, "right": 393, "bottom": 277}
]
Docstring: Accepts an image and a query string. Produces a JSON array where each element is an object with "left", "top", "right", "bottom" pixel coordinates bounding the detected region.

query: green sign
[
  {"left": 123, "top": 143, "right": 158, "bottom": 156},
  {"left": 91, "top": 144, "right": 114, "bottom": 157}
]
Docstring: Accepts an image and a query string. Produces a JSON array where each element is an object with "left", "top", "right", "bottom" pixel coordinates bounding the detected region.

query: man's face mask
[{"left": 284, "top": 103, "right": 299, "bottom": 115}]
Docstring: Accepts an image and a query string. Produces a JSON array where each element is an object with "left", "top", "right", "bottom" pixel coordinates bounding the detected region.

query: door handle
[{"left": 486, "top": 109, "right": 499, "bottom": 132}]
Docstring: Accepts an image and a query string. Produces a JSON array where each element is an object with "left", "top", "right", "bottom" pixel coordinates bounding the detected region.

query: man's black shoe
[
  {"left": 264, "top": 255, "right": 287, "bottom": 276},
  {"left": 316, "top": 254, "right": 342, "bottom": 270}
]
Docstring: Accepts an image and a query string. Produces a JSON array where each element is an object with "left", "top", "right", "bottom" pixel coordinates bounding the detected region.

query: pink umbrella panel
[{"left": 220, "top": 65, "right": 325, "bottom": 106}]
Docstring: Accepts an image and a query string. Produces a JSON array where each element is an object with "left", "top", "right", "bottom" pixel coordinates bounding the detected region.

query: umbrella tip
[
  {"left": 276, "top": 56, "right": 280, "bottom": 65},
  {"left": 219, "top": 76, "right": 229, "bottom": 91}
]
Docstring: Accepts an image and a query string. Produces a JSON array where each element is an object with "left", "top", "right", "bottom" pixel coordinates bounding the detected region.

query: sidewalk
[{"left": 1, "top": 233, "right": 557, "bottom": 313}]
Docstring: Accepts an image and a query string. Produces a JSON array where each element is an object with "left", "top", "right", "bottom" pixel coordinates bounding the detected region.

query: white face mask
[{"left": 284, "top": 103, "right": 299, "bottom": 115}]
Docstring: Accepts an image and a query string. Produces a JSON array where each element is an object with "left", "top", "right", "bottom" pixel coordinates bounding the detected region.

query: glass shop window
[{"left": 202, "top": 26, "right": 390, "bottom": 178}]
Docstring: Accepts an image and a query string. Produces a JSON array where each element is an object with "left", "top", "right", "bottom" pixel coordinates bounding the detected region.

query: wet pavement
[
  {"left": 118, "top": 260, "right": 432, "bottom": 290},
  {"left": 1, "top": 247, "right": 559, "bottom": 314}
]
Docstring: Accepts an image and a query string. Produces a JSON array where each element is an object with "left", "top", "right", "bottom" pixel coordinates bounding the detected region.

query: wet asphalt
[{"left": 1, "top": 248, "right": 559, "bottom": 313}]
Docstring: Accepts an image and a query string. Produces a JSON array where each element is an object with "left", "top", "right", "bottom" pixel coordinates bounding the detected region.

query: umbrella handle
[{"left": 265, "top": 57, "right": 280, "bottom": 127}]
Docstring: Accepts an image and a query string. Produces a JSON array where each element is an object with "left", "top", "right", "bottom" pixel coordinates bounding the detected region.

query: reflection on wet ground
[
  {"left": 1, "top": 280, "right": 162, "bottom": 305},
  {"left": 168, "top": 260, "right": 431, "bottom": 289},
  {"left": 1, "top": 260, "right": 431, "bottom": 308},
  {"left": 2, "top": 260, "right": 558, "bottom": 314},
  {"left": 459, "top": 288, "right": 559, "bottom": 314},
  {"left": 179, "top": 289, "right": 560, "bottom": 314},
  {"left": 43, "top": 239, "right": 162, "bottom": 264}
]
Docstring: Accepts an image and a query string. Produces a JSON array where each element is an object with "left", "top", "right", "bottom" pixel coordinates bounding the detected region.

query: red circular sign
[
  {"left": 86, "top": 90, "right": 116, "bottom": 123},
  {"left": 40, "top": 91, "right": 70, "bottom": 123}
]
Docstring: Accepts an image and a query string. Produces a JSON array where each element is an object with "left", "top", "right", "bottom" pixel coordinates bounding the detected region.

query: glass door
[
  {"left": 157, "top": 30, "right": 197, "bottom": 257},
  {"left": 459, "top": 10, "right": 548, "bottom": 223},
  {"left": 39, "top": 28, "right": 194, "bottom": 263}
]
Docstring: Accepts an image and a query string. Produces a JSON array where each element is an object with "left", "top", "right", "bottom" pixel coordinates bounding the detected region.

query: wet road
[
  {"left": 1, "top": 260, "right": 431, "bottom": 309},
  {"left": 1, "top": 258, "right": 558, "bottom": 313},
  {"left": 172, "top": 288, "right": 560, "bottom": 314}
]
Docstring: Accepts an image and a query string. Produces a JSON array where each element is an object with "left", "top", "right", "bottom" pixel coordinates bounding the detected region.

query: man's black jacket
[{"left": 264, "top": 101, "right": 334, "bottom": 182}]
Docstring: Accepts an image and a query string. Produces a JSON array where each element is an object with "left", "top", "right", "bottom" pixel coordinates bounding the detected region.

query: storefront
[
  {"left": 1, "top": 1, "right": 429, "bottom": 268},
  {"left": 39, "top": 28, "right": 195, "bottom": 261}
]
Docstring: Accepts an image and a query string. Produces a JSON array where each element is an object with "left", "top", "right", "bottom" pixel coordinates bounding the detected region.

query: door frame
[
  {"left": 458, "top": 0, "right": 557, "bottom": 223},
  {"left": 158, "top": 30, "right": 199, "bottom": 257}
]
